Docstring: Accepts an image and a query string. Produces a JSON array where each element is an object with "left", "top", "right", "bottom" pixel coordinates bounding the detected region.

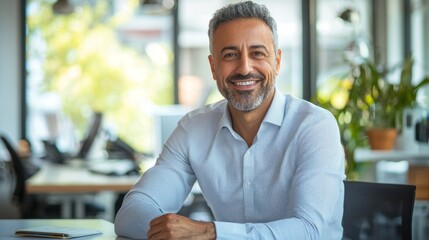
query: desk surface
[
  {"left": 354, "top": 148, "right": 429, "bottom": 165},
  {"left": 26, "top": 161, "right": 141, "bottom": 193},
  {"left": 0, "top": 219, "right": 129, "bottom": 240}
]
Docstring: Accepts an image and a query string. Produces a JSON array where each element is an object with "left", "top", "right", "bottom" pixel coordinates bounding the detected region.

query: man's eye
[
  {"left": 223, "top": 53, "right": 238, "bottom": 59},
  {"left": 252, "top": 52, "right": 266, "bottom": 58}
]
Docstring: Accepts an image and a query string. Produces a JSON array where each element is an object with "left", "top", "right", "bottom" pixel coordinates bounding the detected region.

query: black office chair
[
  {"left": 0, "top": 135, "right": 36, "bottom": 217},
  {"left": 342, "top": 180, "right": 416, "bottom": 240},
  {"left": 1, "top": 134, "right": 106, "bottom": 218}
]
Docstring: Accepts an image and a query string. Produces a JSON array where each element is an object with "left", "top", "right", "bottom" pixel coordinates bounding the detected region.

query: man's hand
[{"left": 147, "top": 213, "right": 216, "bottom": 240}]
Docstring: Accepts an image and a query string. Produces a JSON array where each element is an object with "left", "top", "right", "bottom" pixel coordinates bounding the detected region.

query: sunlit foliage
[{"left": 27, "top": 0, "right": 174, "bottom": 152}]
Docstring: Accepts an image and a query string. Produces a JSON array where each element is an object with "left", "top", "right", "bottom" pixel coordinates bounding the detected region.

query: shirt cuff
[{"left": 213, "top": 221, "right": 247, "bottom": 239}]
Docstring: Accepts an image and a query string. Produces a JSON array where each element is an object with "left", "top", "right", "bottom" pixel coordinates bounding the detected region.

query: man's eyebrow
[
  {"left": 220, "top": 45, "right": 269, "bottom": 54},
  {"left": 249, "top": 45, "right": 269, "bottom": 51},
  {"left": 220, "top": 46, "right": 239, "bottom": 54}
]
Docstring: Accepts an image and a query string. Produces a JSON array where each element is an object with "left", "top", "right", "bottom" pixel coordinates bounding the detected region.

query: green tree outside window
[{"left": 27, "top": 0, "right": 174, "bottom": 153}]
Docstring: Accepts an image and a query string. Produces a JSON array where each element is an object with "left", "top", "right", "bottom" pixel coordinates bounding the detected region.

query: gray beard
[{"left": 224, "top": 87, "right": 269, "bottom": 112}]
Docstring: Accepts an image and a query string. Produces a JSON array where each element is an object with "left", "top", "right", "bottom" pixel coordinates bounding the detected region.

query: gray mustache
[{"left": 227, "top": 73, "right": 264, "bottom": 82}]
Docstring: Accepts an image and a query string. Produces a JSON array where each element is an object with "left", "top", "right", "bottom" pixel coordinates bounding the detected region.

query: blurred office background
[
  {"left": 1, "top": 0, "right": 429, "bottom": 238},
  {"left": 1, "top": 0, "right": 428, "bottom": 157}
]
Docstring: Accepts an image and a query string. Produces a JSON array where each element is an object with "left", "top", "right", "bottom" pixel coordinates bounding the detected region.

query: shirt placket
[{"left": 242, "top": 147, "right": 255, "bottom": 221}]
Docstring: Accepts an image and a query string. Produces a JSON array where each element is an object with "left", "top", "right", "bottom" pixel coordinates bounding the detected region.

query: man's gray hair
[{"left": 208, "top": 1, "right": 278, "bottom": 55}]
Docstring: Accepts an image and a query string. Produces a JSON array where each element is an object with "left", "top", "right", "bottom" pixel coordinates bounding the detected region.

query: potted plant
[
  {"left": 314, "top": 55, "right": 429, "bottom": 177},
  {"left": 345, "top": 56, "right": 429, "bottom": 150}
]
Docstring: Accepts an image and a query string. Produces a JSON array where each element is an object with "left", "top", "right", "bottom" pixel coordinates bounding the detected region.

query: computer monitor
[
  {"left": 42, "top": 112, "right": 103, "bottom": 163},
  {"left": 76, "top": 112, "right": 103, "bottom": 159},
  {"left": 152, "top": 105, "right": 192, "bottom": 157}
]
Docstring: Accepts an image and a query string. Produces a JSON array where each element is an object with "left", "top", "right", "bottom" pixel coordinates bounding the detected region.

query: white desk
[
  {"left": 26, "top": 161, "right": 142, "bottom": 219},
  {"left": 354, "top": 148, "right": 429, "bottom": 165},
  {"left": 27, "top": 161, "right": 141, "bottom": 193},
  {"left": 0, "top": 219, "right": 127, "bottom": 239}
]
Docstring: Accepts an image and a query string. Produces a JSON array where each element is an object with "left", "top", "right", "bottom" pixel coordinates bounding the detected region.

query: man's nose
[{"left": 236, "top": 55, "right": 253, "bottom": 75}]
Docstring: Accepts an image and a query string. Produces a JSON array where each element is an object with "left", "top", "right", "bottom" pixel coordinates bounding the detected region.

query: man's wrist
[
  {"left": 197, "top": 221, "right": 216, "bottom": 240},
  {"left": 207, "top": 222, "right": 216, "bottom": 240}
]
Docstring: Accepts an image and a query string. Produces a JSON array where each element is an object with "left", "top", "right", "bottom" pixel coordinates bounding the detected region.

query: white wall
[{"left": 0, "top": 0, "right": 21, "bottom": 142}]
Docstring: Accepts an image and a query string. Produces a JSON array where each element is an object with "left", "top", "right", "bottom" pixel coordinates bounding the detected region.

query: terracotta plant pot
[{"left": 366, "top": 128, "right": 398, "bottom": 150}]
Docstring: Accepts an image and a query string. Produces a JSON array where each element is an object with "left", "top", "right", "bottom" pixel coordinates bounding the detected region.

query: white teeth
[{"left": 235, "top": 81, "right": 255, "bottom": 86}]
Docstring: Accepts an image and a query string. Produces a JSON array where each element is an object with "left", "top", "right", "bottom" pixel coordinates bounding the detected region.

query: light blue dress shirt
[{"left": 115, "top": 89, "right": 345, "bottom": 239}]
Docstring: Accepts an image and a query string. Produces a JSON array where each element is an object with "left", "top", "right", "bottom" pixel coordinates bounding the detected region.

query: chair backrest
[
  {"left": 0, "top": 135, "right": 27, "bottom": 206},
  {"left": 343, "top": 180, "right": 416, "bottom": 240}
]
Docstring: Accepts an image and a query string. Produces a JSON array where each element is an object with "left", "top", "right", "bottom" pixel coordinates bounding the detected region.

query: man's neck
[{"left": 229, "top": 90, "right": 275, "bottom": 147}]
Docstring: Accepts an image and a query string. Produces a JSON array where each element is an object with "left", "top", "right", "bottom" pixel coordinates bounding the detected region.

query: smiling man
[{"left": 115, "top": 1, "right": 345, "bottom": 239}]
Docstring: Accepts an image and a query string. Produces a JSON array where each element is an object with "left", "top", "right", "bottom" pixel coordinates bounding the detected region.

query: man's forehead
[
  {"left": 214, "top": 18, "right": 269, "bottom": 33},
  {"left": 212, "top": 19, "right": 274, "bottom": 52}
]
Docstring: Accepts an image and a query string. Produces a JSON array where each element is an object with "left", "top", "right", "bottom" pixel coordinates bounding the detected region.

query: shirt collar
[
  {"left": 264, "top": 87, "right": 285, "bottom": 127},
  {"left": 219, "top": 87, "right": 285, "bottom": 130}
]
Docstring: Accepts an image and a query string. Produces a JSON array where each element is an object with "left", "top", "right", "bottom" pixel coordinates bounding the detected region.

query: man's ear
[
  {"left": 208, "top": 55, "right": 217, "bottom": 80},
  {"left": 275, "top": 49, "right": 282, "bottom": 75}
]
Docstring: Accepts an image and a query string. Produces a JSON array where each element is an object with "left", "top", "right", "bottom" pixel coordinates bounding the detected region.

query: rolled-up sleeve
[{"left": 115, "top": 123, "right": 196, "bottom": 239}]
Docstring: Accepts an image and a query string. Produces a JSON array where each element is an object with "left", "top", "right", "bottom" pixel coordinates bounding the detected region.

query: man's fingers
[
  {"left": 147, "top": 224, "right": 161, "bottom": 239},
  {"left": 148, "top": 214, "right": 177, "bottom": 239},
  {"left": 148, "top": 213, "right": 214, "bottom": 240},
  {"left": 149, "top": 216, "right": 162, "bottom": 228},
  {"left": 150, "top": 213, "right": 176, "bottom": 227}
]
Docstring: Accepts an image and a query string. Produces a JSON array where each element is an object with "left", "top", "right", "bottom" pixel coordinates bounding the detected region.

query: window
[
  {"left": 316, "top": 0, "right": 372, "bottom": 90},
  {"left": 26, "top": 0, "right": 303, "bottom": 156},
  {"left": 26, "top": 0, "right": 174, "bottom": 154},
  {"left": 411, "top": 0, "right": 429, "bottom": 108}
]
